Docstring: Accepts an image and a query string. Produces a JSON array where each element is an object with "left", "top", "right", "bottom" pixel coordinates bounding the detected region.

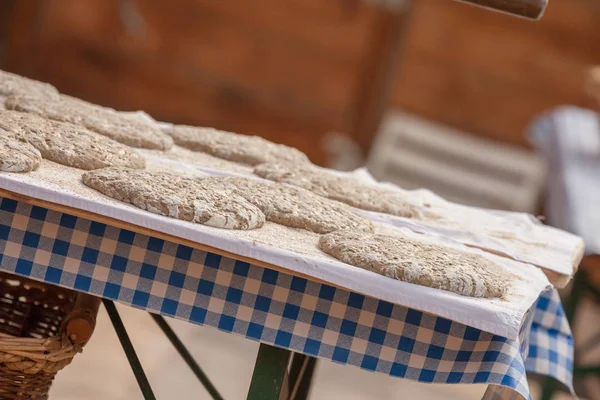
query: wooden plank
[
  {"left": 30, "top": 0, "right": 377, "bottom": 60},
  {"left": 392, "top": 0, "right": 600, "bottom": 146},
  {"left": 2, "top": 0, "right": 39, "bottom": 72},
  {"left": 581, "top": 255, "right": 600, "bottom": 289},
  {"left": 394, "top": 53, "right": 586, "bottom": 147},
  {"left": 406, "top": 0, "right": 600, "bottom": 94},
  {"left": 0, "top": 1, "right": 17, "bottom": 56},
  {"left": 38, "top": 0, "right": 121, "bottom": 38},
  {"left": 156, "top": 0, "right": 378, "bottom": 61},
  {"left": 34, "top": 0, "right": 363, "bottom": 117}
]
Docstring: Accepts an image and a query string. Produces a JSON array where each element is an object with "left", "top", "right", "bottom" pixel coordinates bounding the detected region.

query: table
[
  {"left": 530, "top": 105, "right": 600, "bottom": 399},
  {"left": 0, "top": 191, "right": 574, "bottom": 400}
]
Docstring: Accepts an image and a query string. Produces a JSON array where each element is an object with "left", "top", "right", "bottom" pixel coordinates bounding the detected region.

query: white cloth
[{"left": 529, "top": 106, "right": 600, "bottom": 255}]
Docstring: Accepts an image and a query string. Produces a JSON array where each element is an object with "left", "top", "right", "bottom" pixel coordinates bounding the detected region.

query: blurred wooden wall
[
  {"left": 395, "top": 0, "right": 600, "bottom": 148},
  {"left": 2, "top": 0, "right": 600, "bottom": 164},
  {"left": 2, "top": 0, "right": 379, "bottom": 166}
]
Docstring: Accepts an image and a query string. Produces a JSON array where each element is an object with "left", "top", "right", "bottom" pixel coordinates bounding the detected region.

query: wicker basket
[{"left": 0, "top": 272, "right": 100, "bottom": 400}]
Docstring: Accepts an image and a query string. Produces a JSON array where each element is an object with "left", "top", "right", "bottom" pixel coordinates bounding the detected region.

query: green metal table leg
[
  {"left": 103, "top": 299, "right": 157, "bottom": 400},
  {"left": 106, "top": 302, "right": 318, "bottom": 400},
  {"left": 296, "top": 357, "right": 317, "bottom": 400},
  {"left": 150, "top": 313, "right": 224, "bottom": 400},
  {"left": 247, "top": 344, "right": 292, "bottom": 400},
  {"left": 289, "top": 353, "right": 308, "bottom": 399},
  {"left": 289, "top": 355, "right": 317, "bottom": 400},
  {"left": 565, "top": 271, "right": 587, "bottom": 324},
  {"left": 574, "top": 365, "right": 600, "bottom": 376}
]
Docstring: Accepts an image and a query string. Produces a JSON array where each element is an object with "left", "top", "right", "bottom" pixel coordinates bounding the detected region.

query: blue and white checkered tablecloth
[{"left": 0, "top": 196, "right": 574, "bottom": 399}]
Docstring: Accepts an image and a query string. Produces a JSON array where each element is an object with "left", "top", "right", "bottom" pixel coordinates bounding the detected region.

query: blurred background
[
  {"left": 3, "top": 0, "right": 600, "bottom": 211},
  {"left": 0, "top": 0, "right": 599, "bottom": 399}
]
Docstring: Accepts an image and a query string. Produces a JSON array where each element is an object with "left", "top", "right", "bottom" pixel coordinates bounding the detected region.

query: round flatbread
[
  {"left": 164, "top": 125, "right": 309, "bottom": 166},
  {"left": 82, "top": 168, "right": 265, "bottom": 230},
  {"left": 319, "top": 230, "right": 512, "bottom": 298},
  {"left": 0, "top": 111, "right": 146, "bottom": 170},
  {"left": 0, "top": 130, "right": 41, "bottom": 172},
  {"left": 217, "top": 177, "right": 373, "bottom": 234},
  {"left": 0, "top": 70, "right": 59, "bottom": 100},
  {"left": 254, "top": 163, "right": 422, "bottom": 218},
  {"left": 5, "top": 95, "right": 173, "bottom": 150}
]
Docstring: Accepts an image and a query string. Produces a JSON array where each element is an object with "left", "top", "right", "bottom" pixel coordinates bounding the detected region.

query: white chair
[{"left": 366, "top": 111, "right": 546, "bottom": 213}]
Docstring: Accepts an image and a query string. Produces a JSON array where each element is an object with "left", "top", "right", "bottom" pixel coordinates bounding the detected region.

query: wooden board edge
[{"left": 571, "top": 238, "right": 586, "bottom": 272}]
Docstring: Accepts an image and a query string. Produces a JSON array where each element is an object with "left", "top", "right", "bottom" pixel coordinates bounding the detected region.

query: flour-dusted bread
[
  {"left": 254, "top": 163, "right": 422, "bottom": 218},
  {"left": 164, "top": 125, "right": 309, "bottom": 166},
  {"left": 5, "top": 95, "right": 173, "bottom": 150},
  {"left": 216, "top": 177, "right": 373, "bottom": 234},
  {"left": 0, "top": 111, "right": 145, "bottom": 170},
  {"left": 0, "top": 130, "right": 42, "bottom": 172},
  {"left": 319, "top": 230, "right": 513, "bottom": 298},
  {"left": 82, "top": 168, "right": 265, "bottom": 230},
  {"left": 0, "top": 70, "right": 59, "bottom": 101}
]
